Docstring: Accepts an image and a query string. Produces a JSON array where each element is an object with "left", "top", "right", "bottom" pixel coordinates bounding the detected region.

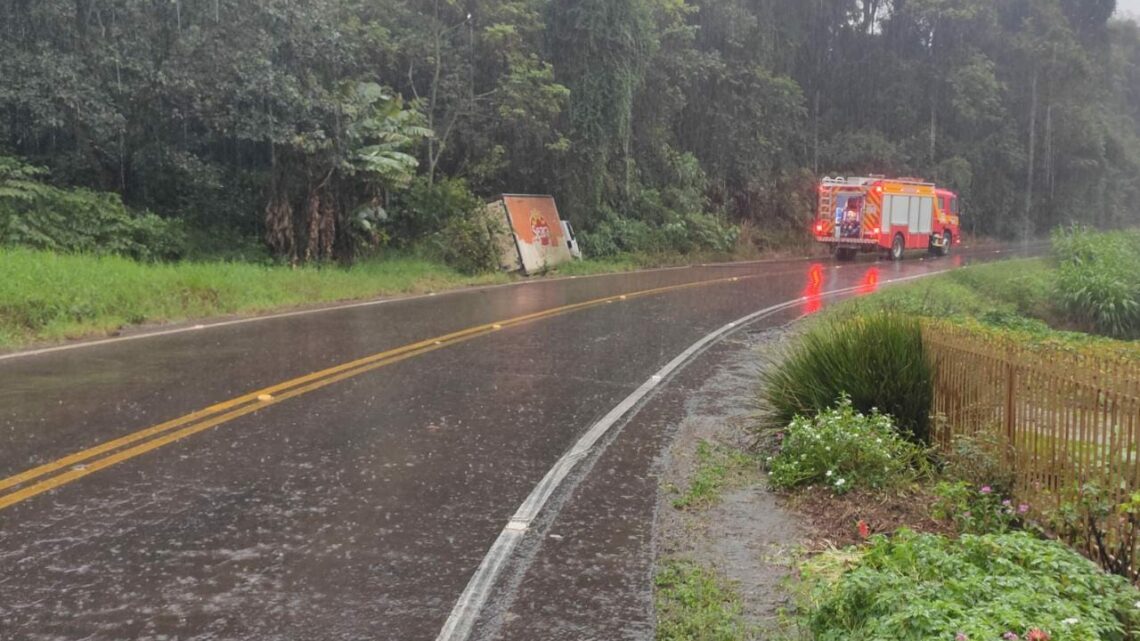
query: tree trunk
[
  {"left": 812, "top": 88, "right": 820, "bottom": 174},
  {"left": 1024, "top": 69, "right": 1038, "bottom": 242}
]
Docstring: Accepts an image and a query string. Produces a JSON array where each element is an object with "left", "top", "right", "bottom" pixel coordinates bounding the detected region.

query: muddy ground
[
  {"left": 653, "top": 326, "right": 802, "bottom": 634},
  {"left": 652, "top": 324, "right": 957, "bottom": 637}
]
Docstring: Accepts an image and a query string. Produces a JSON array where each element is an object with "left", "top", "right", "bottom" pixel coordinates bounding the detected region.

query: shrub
[
  {"left": 0, "top": 155, "right": 186, "bottom": 261},
  {"left": 433, "top": 213, "right": 502, "bottom": 275},
  {"left": 577, "top": 216, "right": 654, "bottom": 258},
  {"left": 799, "top": 529, "right": 1140, "bottom": 641},
  {"left": 1048, "top": 484, "right": 1140, "bottom": 582},
  {"left": 939, "top": 432, "right": 1017, "bottom": 497},
  {"left": 764, "top": 312, "right": 934, "bottom": 444},
  {"left": 931, "top": 481, "right": 1024, "bottom": 535},
  {"left": 766, "top": 399, "right": 928, "bottom": 494},
  {"left": 387, "top": 176, "right": 483, "bottom": 247}
]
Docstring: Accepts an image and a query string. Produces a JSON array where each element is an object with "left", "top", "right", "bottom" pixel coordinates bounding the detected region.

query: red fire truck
[{"left": 813, "top": 176, "right": 961, "bottom": 260}]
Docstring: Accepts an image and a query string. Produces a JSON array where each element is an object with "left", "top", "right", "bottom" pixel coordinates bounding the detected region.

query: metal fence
[{"left": 925, "top": 324, "right": 1140, "bottom": 509}]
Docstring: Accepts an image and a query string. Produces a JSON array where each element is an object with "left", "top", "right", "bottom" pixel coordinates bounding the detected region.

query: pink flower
[
  {"left": 980, "top": 486, "right": 993, "bottom": 495},
  {"left": 1026, "top": 629, "right": 1051, "bottom": 641},
  {"left": 1002, "top": 499, "right": 1012, "bottom": 507},
  {"left": 1003, "top": 632, "right": 1020, "bottom": 641},
  {"left": 1019, "top": 504, "right": 1030, "bottom": 514},
  {"left": 955, "top": 633, "right": 968, "bottom": 641}
]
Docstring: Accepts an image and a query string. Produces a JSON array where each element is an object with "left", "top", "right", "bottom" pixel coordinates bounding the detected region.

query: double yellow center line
[{"left": 0, "top": 273, "right": 760, "bottom": 512}]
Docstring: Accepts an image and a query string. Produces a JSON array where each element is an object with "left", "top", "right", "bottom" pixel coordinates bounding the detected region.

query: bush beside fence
[{"left": 924, "top": 323, "right": 1140, "bottom": 578}]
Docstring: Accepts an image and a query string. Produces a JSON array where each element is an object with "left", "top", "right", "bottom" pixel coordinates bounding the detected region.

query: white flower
[
  {"left": 826, "top": 470, "right": 833, "bottom": 477},
  {"left": 1135, "top": 601, "right": 1140, "bottom": 609},
  {"left": 835, "top": 478, "right": 846, "bottom": 487},
  {"left": 1062, "top": 618, "right": 1079, "bottom": 626}
]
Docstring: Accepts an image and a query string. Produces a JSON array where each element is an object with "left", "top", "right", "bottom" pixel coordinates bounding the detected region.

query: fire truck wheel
[
  {"left": 940, "top": 231, "right": 953, "bottom": 256},
  {"left": 890, "top": 234, "right": 905, "bottom": 261}
]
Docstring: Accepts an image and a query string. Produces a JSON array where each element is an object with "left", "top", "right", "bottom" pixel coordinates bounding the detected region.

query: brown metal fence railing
[{"left": 924, "top": 325, "right": 1140, "bottom": 573}]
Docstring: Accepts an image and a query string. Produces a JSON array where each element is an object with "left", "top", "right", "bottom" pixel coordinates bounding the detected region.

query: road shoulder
[{"left": 481, "top": 325, "right": 804, "bottom": 640}]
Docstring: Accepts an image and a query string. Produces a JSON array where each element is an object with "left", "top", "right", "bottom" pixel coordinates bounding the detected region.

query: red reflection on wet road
[
  {"left": 860, "top": 266, "right": 880, "bottom": 295},
  {"left": 803, "top": 263, "right": 825, "bottom": 315}
]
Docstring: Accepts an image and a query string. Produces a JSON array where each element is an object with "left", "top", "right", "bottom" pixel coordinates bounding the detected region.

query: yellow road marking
[{"left": 0, "top": 271, "right": 765, "bottom": 511}]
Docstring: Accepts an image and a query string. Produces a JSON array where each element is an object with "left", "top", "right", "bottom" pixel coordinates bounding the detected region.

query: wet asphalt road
[{"left": 0, "top": 247, "right": 1035, "bottom": 640}]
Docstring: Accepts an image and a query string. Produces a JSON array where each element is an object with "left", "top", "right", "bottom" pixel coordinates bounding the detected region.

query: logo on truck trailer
[
  {"left": 483, "top": 194, "right": 577, "bottom": 274},
  {"left": 813, "top": 176, "right": 961, "bottom": 261}
]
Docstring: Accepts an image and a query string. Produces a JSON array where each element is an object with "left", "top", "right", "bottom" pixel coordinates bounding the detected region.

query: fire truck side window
[{"left": 950, "top": 197, "right": 959, "bottom": 215}]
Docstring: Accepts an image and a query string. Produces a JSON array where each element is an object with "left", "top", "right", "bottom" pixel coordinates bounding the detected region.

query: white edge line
[{"left": 434, "top": 267, "right": 955, "bottom": 641}]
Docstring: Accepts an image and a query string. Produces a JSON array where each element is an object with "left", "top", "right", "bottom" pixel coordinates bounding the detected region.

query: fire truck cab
[{"left": 813, "top": 176, "right": 961, "bottom": 261}]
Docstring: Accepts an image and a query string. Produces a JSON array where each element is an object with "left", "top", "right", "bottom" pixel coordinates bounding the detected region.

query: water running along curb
[{"left": 434, "top": 267, "right": 959, "bottom": 641}]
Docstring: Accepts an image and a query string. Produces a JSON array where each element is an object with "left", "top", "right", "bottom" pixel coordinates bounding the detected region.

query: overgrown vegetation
[
  {"left": 766, "top": 400, "right": 928, "bottom": 495},
  {"left": 0, "top": 157, "right": 185, "bottom": 261},
  {"left": 830, "top": 228, "right": 1140, "bottom": 346},
  {"left": 3, "top": 2, "right": 1139, "bottom": 266},
  {"left": 763, "top": 313, "right": 933, "bottom": 444},
  {"left": 1049, "top": 485, "right": 1140, "bottom": 584},
  {"left": 798, "top": 530, "right": 1140, "bottom": 641},
  {"left": 655, "top": 561, "right": 749, "bottom": 641},
  {"left": 931, "top": 481, "right": 1025, "bottom": 536},
  {"left": 671, "top": 440, "right": 757, "bottom": 510},
  {"left": 938, "top": 433, "right": 1017, "bottom": 499},
  {"left": 1053, "top": 227, "right": 1140, "bottom": 339},
  {"left": 761, "top": 241, "right": 1140, "bottom": 641}
]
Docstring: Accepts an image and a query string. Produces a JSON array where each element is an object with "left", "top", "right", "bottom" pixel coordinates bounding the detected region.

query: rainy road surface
[{"left": 0, "top": 247, "right": 1036, "bottom": 640}]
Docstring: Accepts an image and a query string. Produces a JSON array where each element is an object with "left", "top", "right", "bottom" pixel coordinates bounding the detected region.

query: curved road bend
[{"left": 0, "top": 247, "right": 1034, "bottom": 640}]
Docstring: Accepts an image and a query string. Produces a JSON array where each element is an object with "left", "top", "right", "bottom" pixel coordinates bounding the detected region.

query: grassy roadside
[
  {"left": 0, "top": 248, "right": 515, "bottom": 349},
  {"left": 828, "top": 257, "right": 1140, "bottom": 358},
  {"left": 0, "top": 246, "right": 783, "bottom": 350},
  {"left": 655, "top": 560, "right": 751, "bottom": 641},
  {"left": 670, "top": 440, "right": 759, "bottom": 510}
]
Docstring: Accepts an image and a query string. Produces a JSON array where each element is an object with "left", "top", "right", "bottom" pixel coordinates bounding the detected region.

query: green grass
[
  {"left": 828, "top": 257, "right": 1140, "bottom": 358},
  {"left": 656, "top": 560, "right": 751, "bottom": 641},
  {"left": 672, "top": 440, "right": 758, "bottom": 510},
  {"left": 0, "top": 248, "right": 512, "bottom": 348},
  {"left": 543, "top": 255, "right": 642, "bottom": 276},
  {"left": 831, "top": 258, "right": 1058, "bottom": 323},
  {"left": 0, "top": 244, "right": 778, "bottom": 350}
]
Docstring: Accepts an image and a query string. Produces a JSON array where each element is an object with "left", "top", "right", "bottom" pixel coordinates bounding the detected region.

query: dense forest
[{"left": 1, "top": 0, "right": 1138, "bottom": 267}]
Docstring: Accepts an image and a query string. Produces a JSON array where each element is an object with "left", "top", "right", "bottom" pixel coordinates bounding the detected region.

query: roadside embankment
[{"left": 0, "top": 247, "right": 777, "bottom": 350}]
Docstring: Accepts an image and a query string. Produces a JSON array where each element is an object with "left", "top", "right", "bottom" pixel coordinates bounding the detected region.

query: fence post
[{"left": 1005, "top": 353, "right": 1018, "bottom": 467}]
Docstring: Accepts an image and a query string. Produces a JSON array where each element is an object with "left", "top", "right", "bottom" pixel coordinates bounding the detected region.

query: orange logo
[{"left": 531, "top": 212, "right": 551, "bottom": 246}]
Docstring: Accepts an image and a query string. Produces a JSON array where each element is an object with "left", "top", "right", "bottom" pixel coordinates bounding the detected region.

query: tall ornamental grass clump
[
  {"left": 799, "top": 529, "right": 1140, "bottom": 641},
  {"left": 1052, "top": 227, "right": 1140, "bottom": 339},
  {"left": 764, "top": 312, "right": 933, "bottom": 444}
]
